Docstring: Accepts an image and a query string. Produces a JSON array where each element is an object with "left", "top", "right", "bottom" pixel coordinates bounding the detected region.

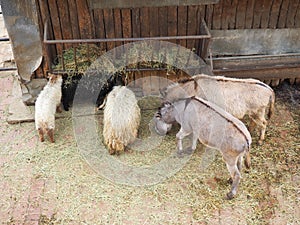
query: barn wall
[
  {"left": 34, "top": 0, "right": 300, "bottom": 78},
  {"left": 206, "top": 0, "right": 300, "bottom": 30}
]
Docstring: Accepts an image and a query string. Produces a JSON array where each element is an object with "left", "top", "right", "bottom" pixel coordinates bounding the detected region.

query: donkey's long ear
[
  {"left": 163, "top": 101, "right": 172, "bottom": 108},
  {"left": 193, "top": 79, "right": 198, "bottom": 90}
]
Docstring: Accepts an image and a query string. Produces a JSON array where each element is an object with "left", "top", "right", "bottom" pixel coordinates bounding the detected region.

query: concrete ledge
[{"left": 7, "top": 78, "right": 34, "bottom": 124}]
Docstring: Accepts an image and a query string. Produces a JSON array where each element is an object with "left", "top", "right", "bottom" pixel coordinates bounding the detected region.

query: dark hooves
[
  {"left": 177, "top": 150, "right": 185, "bottom": 158},
  {"left": 226, "top": 192, "right": 234, "bottom": 200},
  {"left": 177, "top": 148, "right": 194, "bottom": 158},
  {"left": 258, "top": 140, "right": 264, "bottom": 145},
  {"left": 184, "top": 147, "right": 194, "bottom": 155}
]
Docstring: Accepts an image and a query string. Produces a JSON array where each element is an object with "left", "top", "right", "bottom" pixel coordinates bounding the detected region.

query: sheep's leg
[
  {"left": 176, "top": 128, "right": 191, "bottom": 154},
  {"left": 56, "top": 105, "right": 62, "bottom": 113},
  {"left": 224, "top": 155, "right": 241, "bottom": 200},
  {"left": 97, "top": 97, "right": 107, "bottom": 110},
  {"left": 38, "top": 128, "right": 44, "bottom": 142},
  {"left": 47, "top": 128, "right": 55, "bottom": 143},
  {"left": 108, "top": 142, "right": 115, "bottom": 155}
]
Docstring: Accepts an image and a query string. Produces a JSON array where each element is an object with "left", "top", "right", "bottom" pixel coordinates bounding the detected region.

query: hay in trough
[{"left": 53, "top": 44, "right": 105, "bottom": 75}]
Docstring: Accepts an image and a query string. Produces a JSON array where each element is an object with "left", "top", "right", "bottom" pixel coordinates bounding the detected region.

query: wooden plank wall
[
  {"left": 35, "top": 0, "right": 207, "bottom": 77},
  {"left": 206, "top": 0, "right": 300, "bottom": 30},
  {"left": 34, "top": 0, "right": 300, "bottom": 78}
]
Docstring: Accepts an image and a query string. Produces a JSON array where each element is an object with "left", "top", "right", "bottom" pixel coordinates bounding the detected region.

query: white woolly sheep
[
  {"left": 35, "top": 74, "right": 62, "bottom": 143},
  {"left": 103, "top": 86, "right": 141, "bottom": 155},
  {"left": 161, "top": 74, "right": 275, "bottom": 144}
]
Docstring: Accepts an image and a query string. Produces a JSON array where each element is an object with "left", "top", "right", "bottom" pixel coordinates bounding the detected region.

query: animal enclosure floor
[{"left": 0, "top": 72, "right": 299, "bottom": 224}]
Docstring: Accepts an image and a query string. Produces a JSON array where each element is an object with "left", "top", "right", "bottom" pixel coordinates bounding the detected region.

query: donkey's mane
[
  {"left": 194, "top": 74, "right": 273, "bottom": 92},
  {"left": 165, "top": 77, "right": 197, "bottom": 93},
  {"left": 178, "top": 77, "right": 195, "bottom": 84}
]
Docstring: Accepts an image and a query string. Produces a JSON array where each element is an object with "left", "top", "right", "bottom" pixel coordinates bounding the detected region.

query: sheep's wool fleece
[
  {"left": 35, "top": 77, "right": 62, "bottom": 130},
  {"left": 103, "top": 86, "right": 141, "bottom": 146}
]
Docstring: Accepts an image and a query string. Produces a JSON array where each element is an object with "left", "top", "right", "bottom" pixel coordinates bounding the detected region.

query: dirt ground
[{"left": 0, "top": 70, "right": 299, "bottom": 225}]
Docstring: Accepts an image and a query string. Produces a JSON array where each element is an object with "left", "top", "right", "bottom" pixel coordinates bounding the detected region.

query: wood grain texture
[
  {"left": 269, "top": 0, "right": 283, "bottom": 28},
  {"left": 76, "top": 0, "right": 94, "bottom": 39},
  {"left": 68, "top": 0, "right": 81, "bottom": 39},
  {"left": 103, "top": 8, "right": 115, "bottom": 50}
]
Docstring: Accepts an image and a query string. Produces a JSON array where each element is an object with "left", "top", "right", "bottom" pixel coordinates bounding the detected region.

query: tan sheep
[
  {"left": 103, "top": 86, "right": 141, "bottom": 155},
  {"left": 35, "top": 74, "right": 62, "bottom": 143},
  {"left": 161, "top": 74, "right": 275, "bottom": 144}
]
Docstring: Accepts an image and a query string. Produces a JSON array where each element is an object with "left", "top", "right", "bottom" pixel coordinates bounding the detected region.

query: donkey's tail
[
  {"left": 244, "top": 143, "right": 251, "bottom": 169},
  {"left": 268, "top": 90, "right": 275, "bottom": 119}
]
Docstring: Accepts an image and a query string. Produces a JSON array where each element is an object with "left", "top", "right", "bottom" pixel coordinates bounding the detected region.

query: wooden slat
[
  {"left": 245, "top": 0, "right": 255, "bottom": 29},
  {"left": 221, "top": 0, "right": 231, "bottom": 30},
  {"left": 149, "top": 72, "right": 160, "bottom": 95},
  {"left": 235, "top": 0, "right": 247, "bottom": 29},
  {"left": 121, "top": 9, "right": 132, "bottom": 38},
  {"left": 287, "top": 1, "right": 299, "bottom": 28},
  {"left": 142, "top": 71, "right": 153, "bottom": 96},
  {"left": 158, "top": 7, "right": 168, "bottom": 37},
  {"left": 195, "top": 5, "right": 205, "bottom": 54},
  {"left": 205, "top": 4, "right": 213, "bottom": 30},
  {"left": 57, "top": 0, "right": 73, "bottom": 49},
  {"left": 223, "top": 0, "right": 238, "bottom": 29},
  {"left": 296, "top": 2, "right": 300, "bottom": 28},
  {"left": 211, "top": 0, "right": 223, "bottom": 29},
  {"left": 260, "top": 0, "right": 272, "bottom": 28},
  {"left": 187, "top": 5, "right": 198, "bottom": 49},
  {"left": 76, "top": 0, "right": 94, "bottom": 39},
  {"left": 131, "top": 8, "right": 141, "bottom": 38},
  {"left": 103, "top": 8, "right": 115, "bottom": 50},
  {"left": 252, "top": 0, "right": 263, "bottom": 28},
  {"left": 277, "top": 0, "right": 290, "bottom": 28},
  {"left": 140, "top": 7, "right": 150, "bottom": 37},
  {"left": 158, "top": 7, "right": 168, "bottom": 66},
  {"left": 68, "top": 0, "right": 81, "bottom": 39},
  {"left": 149, "top": 7, "right": 159, "bottom": 64},
  {"left": 269, "top": 0, "right": 283, "bottom": 28},
  {"left": 178, "top": 6, "right": 188, "bottom": 47},
  {"left": 149, "top": 7, "right": 159, "bottom": 37},
  {"left": 36, "top": 0, "right": 52, "bottom": 76},
  {"left": 167, "top": 6, "right": 178, "bottom": 43},
  {"left": 113, "top": 8, "right": 123, "bottom": 47},
  {"left": 48, "top": 0, "right": 63, "bottom": 55},
  {"left": 93, "top": 9, "right": 106, "bottom": 50}
]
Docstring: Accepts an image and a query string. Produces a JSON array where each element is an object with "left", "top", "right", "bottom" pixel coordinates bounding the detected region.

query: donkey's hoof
[
  {"left": 226, "top": 192, "right": 235, "bottom": 200},
  {"left": 177, "top": 150, "right": 185, "bottom": 158},
  {"left": 184, "top": 147, "right": 194, "bottom": 155},
  {"left": 258, "top": 140, "right": 263, "bottom": 145}
]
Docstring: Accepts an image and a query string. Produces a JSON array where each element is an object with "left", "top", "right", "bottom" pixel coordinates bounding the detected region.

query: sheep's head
[{"left": 48, "top": 73, "right": 63, "bottom": 85}]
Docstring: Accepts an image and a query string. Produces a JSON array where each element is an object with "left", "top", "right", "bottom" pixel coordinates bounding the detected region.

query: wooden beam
[
  {"left": 213, "top": 67, "right": 300, "bottom": 80},
  {"left": 211, "top": 28, "right": 300, "bottom": 56},
  {"left": 89, "top": 0, "right": 219, "bottom": 9}
]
